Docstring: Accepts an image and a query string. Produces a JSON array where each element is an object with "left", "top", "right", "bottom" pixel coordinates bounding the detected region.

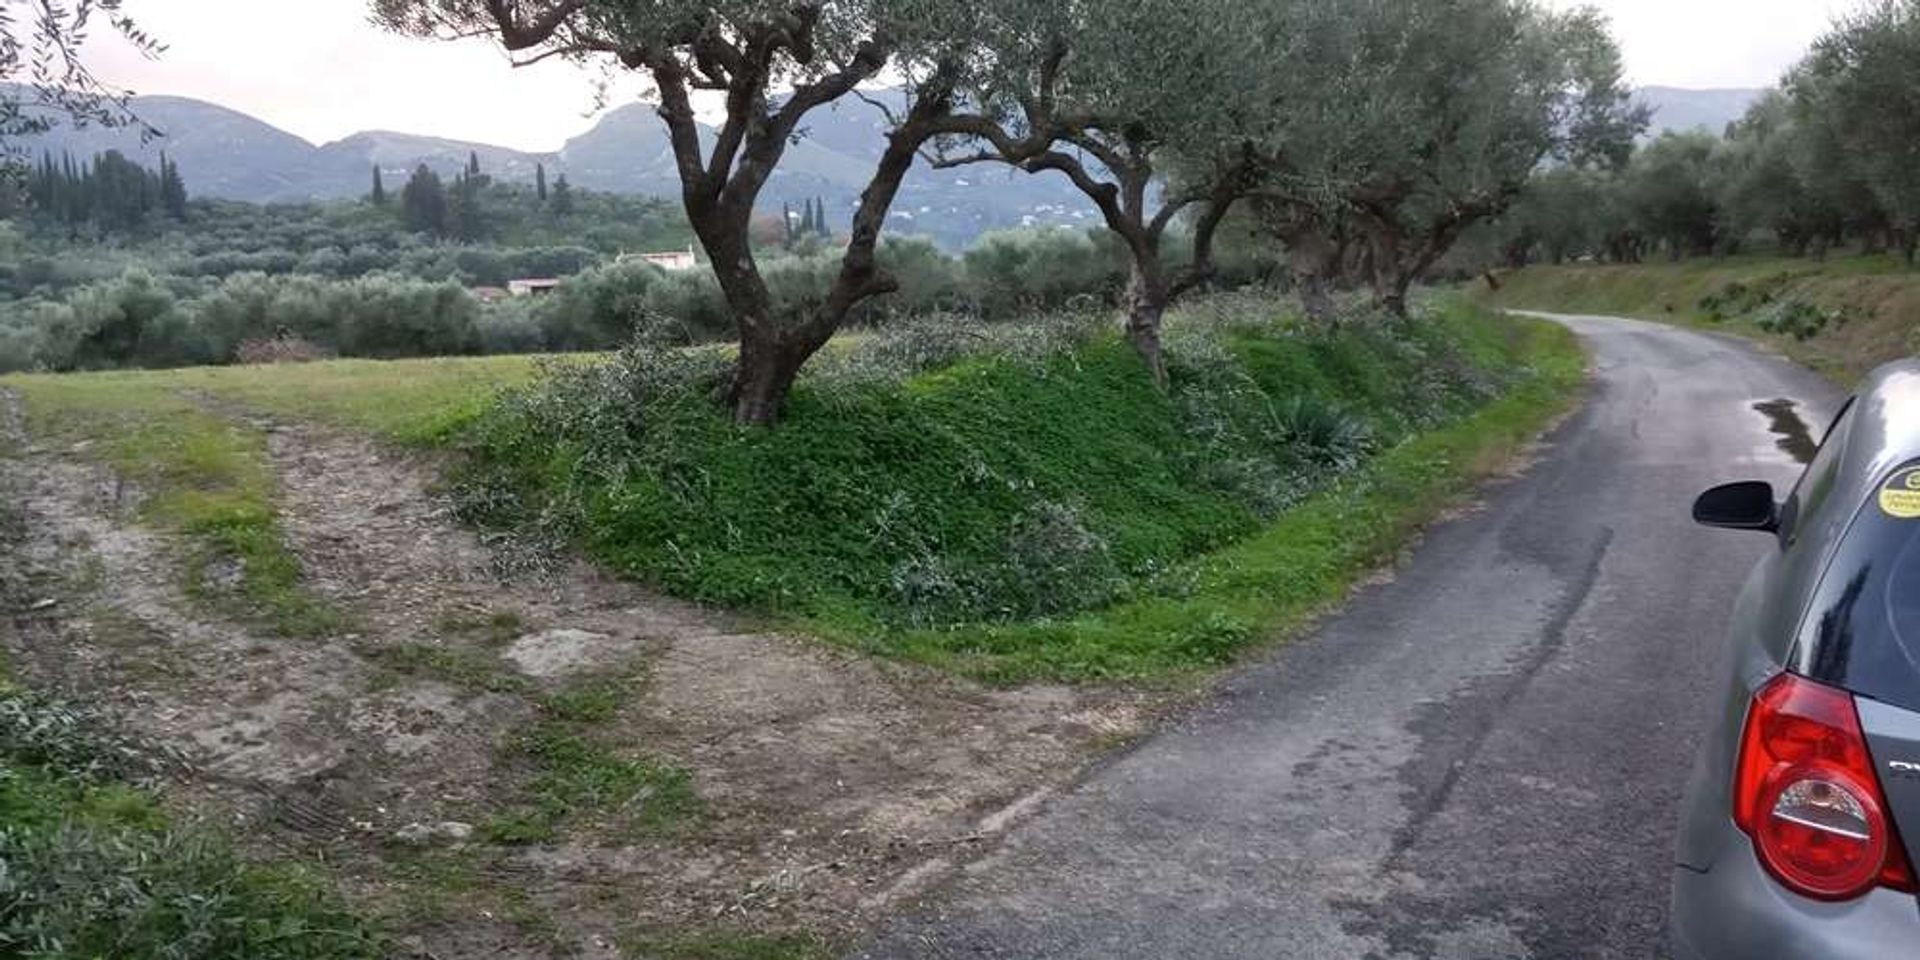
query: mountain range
[
  {"left": 1633, "top": 86, "right": 1767, "bottom": 137},
  {"left": 17, "top": 88, "right": 1090, "bottom": 247},
  {"left": 15, "top": 86, "right": 1765, "bottom": 247}
]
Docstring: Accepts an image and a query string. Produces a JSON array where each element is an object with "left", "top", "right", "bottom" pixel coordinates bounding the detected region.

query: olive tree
[
  {"left": 904, "top": 0, "right": 1267, "bottom": 385},
  {"left": 1783, "top": 70, "right": 1888, "bottom": 257},
  {"left": 1798, "top": 0, "right": 1920, "bottom": 264},
  {"left": 1714, "top": 93, "right": 1852, "bottom": 258},
  {"left": 1273, "top": 0, "right": 1642, "bottom": 315},
  {"left": 1624, "top": 132, "right": 1722, "bottom": 260},
  {"left": 1239, "top": 0, "right": 1423, "bottom": 322},
  {"left": 375, "top": 0, "right": 977, "bottom": 424}
]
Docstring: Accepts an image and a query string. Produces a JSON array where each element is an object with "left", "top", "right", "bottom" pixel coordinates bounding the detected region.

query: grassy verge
[
  {"left": 456, "top": 294, "right": 1587, "bottom": 684},
  {"left": 869, "top": 316, "right": 1584, "bottom": 683},
  {"left": 0, "top": 661, "right": 382, "bottom": 958},
  {"left": 1479, "top": 254, "right": 1920, "bottom": 383}
]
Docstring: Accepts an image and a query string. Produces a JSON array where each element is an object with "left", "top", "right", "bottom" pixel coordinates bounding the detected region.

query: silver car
[{"left": 1673, "top": 360, "right": 1920, "bottom": 958}]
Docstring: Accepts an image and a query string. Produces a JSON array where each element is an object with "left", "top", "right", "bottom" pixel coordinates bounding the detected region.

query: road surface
[{"left": 855, "top": 313, "right": 1843, "bottom": 960}]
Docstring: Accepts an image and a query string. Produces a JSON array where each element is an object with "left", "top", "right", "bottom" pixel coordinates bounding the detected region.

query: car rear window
[{"left": 1795, "top": 462, "right": 1920, "bottom": 710}]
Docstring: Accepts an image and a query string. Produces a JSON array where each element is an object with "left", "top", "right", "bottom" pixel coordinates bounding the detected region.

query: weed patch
[
  {"left": 370, "top": 643, "right": 530, "bottom": 695},
  {"left": 482, "top": 723, "right": 698, "bottom": 844},
  {"left": 0, "top": 682, "right": 380, "bottom": 959}
]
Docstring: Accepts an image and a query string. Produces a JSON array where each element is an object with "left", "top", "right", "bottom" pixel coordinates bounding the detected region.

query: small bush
[
  {"left": 474, "top": 298, "right": 550, "bottom": 355},
  {"left": 1753, "top": 298, "right": 1844, "bottom": 341},
  {"left": 1275, "top": 395, "right": 1375, "bottom": 470},
  {"left": 0, "top": 817, "right": 382, "bottom": 960},
  {"left": 0, "top": 687, "right": 162, "bottom": 784},
  {"left": 538, "top": 258, "right": 670, "bottom": 350},
  {"left": 1698, "top": 279, "right": 1776, "bottom": 321}
]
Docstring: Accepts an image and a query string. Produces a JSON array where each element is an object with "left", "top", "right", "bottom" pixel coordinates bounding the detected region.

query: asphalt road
[{"left": 855, "top": 314, "right": 1844, "bottom": 960}]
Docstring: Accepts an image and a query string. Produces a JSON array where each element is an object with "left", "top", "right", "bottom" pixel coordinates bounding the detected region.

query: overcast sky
[{"left": 73, "top": 0, "right": 1871, "bottom": 152}]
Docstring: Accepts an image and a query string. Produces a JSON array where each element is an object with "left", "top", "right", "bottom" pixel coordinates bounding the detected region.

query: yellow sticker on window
[{"left": 1882, "top": 467, "right": 1920, "bottom": 519}]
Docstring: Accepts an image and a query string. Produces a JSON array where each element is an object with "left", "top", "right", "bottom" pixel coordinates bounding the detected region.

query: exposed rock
[
  {"left": 393, "top": 820, "right": 474, "bottom": 845},
  {"left": 503, "top": 628, "right": 622, "bottom": 679}
]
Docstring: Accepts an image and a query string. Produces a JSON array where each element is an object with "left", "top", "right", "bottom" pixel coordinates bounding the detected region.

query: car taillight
[{"left": 1733, "top": 673, "right": 1917, "bottom": 900}]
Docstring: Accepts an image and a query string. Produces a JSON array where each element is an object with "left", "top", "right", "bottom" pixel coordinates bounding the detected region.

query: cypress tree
[
  {"left": 551, "top": 173, "right": 574, "bottom": 216},
  {"left": 467, "top": 150, "right": 481, "bottom": 177},
  {"left": 400, "top": 164, "right": 448, "bottom": 236},
  {"left": 536, "top": 163, "right": 548, "bottom": 203},
  {"left": 815, "top": 196, "right": 830, "bottom": 237},
  {"left": 160, "top": 153, "right": 188, "bottom": 220}
]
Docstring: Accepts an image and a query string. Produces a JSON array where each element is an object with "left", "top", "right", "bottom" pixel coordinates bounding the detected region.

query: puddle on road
[{"left": 1753, "top": 398, "right": 1818, "bottom": 465}]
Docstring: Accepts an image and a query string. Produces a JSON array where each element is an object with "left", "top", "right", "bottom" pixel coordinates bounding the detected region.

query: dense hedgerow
[
  {"left": 0, "top": 227, "right": 1271, "bottom": 373},
  {"left": 451, "top": 294, "right": 1524, "bottom": 633}
]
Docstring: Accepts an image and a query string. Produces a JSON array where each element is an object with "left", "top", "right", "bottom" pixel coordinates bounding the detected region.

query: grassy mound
[
  {"left": 1481, "top": 255, "right": 1920, "bottom": 382},
  {"left": 456, "top": 295, "right": 1583, "bottom": 682}
]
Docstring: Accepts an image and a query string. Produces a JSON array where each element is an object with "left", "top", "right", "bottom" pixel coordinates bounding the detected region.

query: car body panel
[
  {"left": 1672, "top": 820, "right": 1920, "bottom": 960},
  {"left": 1857, "top": 697, "right": 1920, "bottom": 886}
]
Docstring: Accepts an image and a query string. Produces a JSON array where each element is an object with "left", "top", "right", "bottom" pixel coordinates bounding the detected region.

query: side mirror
[{"left": 1693, "top": 481, "right": 1779, "bottom": 533}]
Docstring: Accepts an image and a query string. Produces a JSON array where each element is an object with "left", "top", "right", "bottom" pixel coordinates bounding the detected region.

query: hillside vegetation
[
  {"left": 1480, "top": 256, "right": 1920, "bottom": 381},
  {"left": 454, "top": 295, "right": 1583, "bottom": 682}
]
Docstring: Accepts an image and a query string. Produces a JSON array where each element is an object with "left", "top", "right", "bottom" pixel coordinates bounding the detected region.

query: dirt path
[{"left": 0, "top": 389, "right": 1151, "bottom": 957}]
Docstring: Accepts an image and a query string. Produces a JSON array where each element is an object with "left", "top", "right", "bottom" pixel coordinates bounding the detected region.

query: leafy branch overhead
[{"left": 0, "top": 0, "right": 165, "bottom": 159}]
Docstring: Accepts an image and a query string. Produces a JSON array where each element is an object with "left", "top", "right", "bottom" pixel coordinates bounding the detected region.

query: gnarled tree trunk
[
  {"left": 673, "top": 70, "right": 954, "bottom": 426},
  {"left": 1284, "top": 227, "right": 1341, "bottom": 326},
  {"left": 1124, "top": 256, "right": 1171, "bottom": 387}
]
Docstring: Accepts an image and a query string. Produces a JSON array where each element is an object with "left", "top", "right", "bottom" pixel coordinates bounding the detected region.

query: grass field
[{"left": 1480, "top": 254, "right": 1920, "bottom": 382}]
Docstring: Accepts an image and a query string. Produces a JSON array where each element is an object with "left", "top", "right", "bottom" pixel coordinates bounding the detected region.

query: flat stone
[
  {"left": 393, "top": 820, "right": 473, "bottom": 845},
  {"left": 503, "top": 628, "right": 621, "bottom": 679}
]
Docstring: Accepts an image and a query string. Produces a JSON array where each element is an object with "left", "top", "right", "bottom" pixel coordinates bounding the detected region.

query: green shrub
[
  {"left": 0, "top": 315, "right": 47, "bottom": 373},
  {"left": 0, "top": 817, "right": 381, "bottom": 960},
  {"left": 1698, "top": 279, "right": 1776, "bottom": 321},
  {"left": 962, "top": 228, "right": 1126, "bottom": 319},
  {"left": 1753, "top": 298, "right": 1844, "bottom": 341},
  {"left": 640, "top": 269, "right": 733, "bottom": 342},
  {"left": 538, "top": 257, "right": 670, "bottom": 349}
]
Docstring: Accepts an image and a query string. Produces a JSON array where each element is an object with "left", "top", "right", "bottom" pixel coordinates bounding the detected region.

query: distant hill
[
  {"left": 11, "top": 88, "right": 1093, "bottom": 247},
  {"left": 1636, "top": 86, "right": 1768, "bottom": 137}
]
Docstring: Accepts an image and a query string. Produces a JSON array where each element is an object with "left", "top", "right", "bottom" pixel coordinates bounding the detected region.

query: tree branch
[
  {"left": 926, "top": 150, "right": 1007, "bottom": 169},
  {"left": 484, "top": 0, "right": 588, "bottom": 51}
]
